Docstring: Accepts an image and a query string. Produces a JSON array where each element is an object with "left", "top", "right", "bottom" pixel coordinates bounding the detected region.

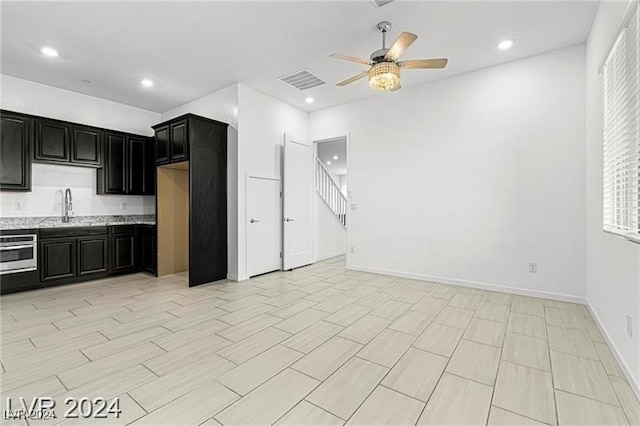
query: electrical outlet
[
  {"left": 121, "top": 202, "right": 128, "bottom": 211},
  {"left": 15, "top": 201, "right": 23, "bottom": 211},
  {"left": 350, "top": 246, "right": 355, "bottom": 254},
  {"left": 627, "top": 315, "right": 633, "bottom": 337},
  {"left": 350, "top": 202, "right": 357, "bottom": 211},
  {"left": 528, "top": 262, "right": 538, "bottom": 273}
]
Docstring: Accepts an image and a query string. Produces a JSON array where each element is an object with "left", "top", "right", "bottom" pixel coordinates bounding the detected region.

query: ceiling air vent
[
  {"left": 279, "top": 69, "right": 326, "bottom": 91},
  {"left": 371, "top": 0, "right": 395, "bottom": 8}
]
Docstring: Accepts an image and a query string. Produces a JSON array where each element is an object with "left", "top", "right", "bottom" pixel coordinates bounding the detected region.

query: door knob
[
  {"left": 250, "top": 218, "right": 260, "bottom": 223},
  {"left": 285, "top": 218, "right": 295, "bottom": 222}
]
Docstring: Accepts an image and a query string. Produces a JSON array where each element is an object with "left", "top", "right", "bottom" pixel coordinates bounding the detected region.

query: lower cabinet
[
  {"left": 34, "top": 225, "right": 155, "bottom": 290},
  {"left": 110, "top": 233, "right": 136, "bottom": 273},
  {"left": 40, "top": 238, "right": 76, "bottom": 282},
  {"left": 138, "top": 225, "right": 156, "bottom": 274},
  {"left": 77, "top": 236, "right": 109, "bottom": 276}
]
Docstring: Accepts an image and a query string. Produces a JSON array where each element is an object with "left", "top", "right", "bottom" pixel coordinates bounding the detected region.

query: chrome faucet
[{"left": 63, "top": 188, "right": 73, "bottom": 223}]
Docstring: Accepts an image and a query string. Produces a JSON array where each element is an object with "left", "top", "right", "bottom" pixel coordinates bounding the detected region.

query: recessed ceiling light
[
  {"left": 305, "top": 97, "right": 314, "bottom": 104},
  {"left": 333, "top": 155, "right": 338, "bottom": 160},
  {"left": 141, "top": 79, "right": 154, "bottom": 87},
  {"left": 326, "top": 161, "right": 332, "bottom": 165},
  {"left": 41, "top": 47, "right": 58, "bottom": 57},
  {"left": 497, "top": 39, "right": 514, "bottom": 50}
]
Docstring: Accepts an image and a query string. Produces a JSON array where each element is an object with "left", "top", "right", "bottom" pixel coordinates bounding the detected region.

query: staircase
[{"left": 316, "top": 157, "right": 347, "bottom": 227}]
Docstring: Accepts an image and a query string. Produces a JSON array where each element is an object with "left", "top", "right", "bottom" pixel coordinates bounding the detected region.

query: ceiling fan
[{"left": 330, "top": 21, "right": 448, "bottom": 92}]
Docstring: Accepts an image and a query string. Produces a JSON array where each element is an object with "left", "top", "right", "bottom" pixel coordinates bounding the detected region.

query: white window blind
[{"left": 602, "top": 2, "right": 640, "bottom": 242}]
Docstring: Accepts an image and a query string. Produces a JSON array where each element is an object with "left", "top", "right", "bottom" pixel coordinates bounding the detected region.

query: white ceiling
[{"left": 1, "top": 1, "right": 599, "bottom": 114}]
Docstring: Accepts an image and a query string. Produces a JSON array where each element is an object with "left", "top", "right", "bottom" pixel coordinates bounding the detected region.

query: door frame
[
  {"left": 245, "top": 172, "right": 282, "bottom": 277},
  {"left": 312, "top": 133, "right": 351, "bottom": 268}
]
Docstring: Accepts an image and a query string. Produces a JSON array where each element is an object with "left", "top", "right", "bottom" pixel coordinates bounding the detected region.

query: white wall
[
  {"left": 237, "top": 84, "right": 309, "bottom": 280},
  {"left": 311, "top": 45, "right": 587, "bottom": 301},
  {"left": 161, "top": 84, "right": 240, "bottom": 280},
  {"left": 315, "top": 193, "right": 347, "bottom": 260},
  {"left": 585, "top": 0, "right": 640, "bottom": 394},
  {"left": 1, "top": 75, "right": 159, "bottom": 217}
]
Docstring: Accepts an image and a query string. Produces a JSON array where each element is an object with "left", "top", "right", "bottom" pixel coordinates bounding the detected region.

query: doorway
[{"left": 314, "top": 136, "right": 348, "bottom": 261}]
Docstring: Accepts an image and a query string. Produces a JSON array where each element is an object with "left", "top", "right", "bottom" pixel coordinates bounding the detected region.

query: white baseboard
[
  {"left": 348, "top": 264, "right": 587, "bottom": 305},
  {"left": 316, "top": 251, "right": 347, "bottom": 262},
  {"left": 586, "top": 301, "right": 640, "bottom": 401},
  {"left": 226, "top": 273, "right": 249, "bottom": 282}
]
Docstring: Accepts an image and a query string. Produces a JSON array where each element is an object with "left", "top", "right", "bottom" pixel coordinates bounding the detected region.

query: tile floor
[{"left": 1, "top": 256, "right": 639, "bottom": 425}]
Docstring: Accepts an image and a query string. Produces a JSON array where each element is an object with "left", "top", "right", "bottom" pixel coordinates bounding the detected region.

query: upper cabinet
[
  {"left": 1, "top": 110, "right": 154, "bottom": 196},
  {"left": 154, "top": 125, "right": 169, "bottom": 164},
  {"left": 33, "top": 118, "right": 102, "bottom": 168},
  {"left": 0, "top": 112, "right": 32, "bottom": 191},
  {"left": 97, "top": 133, "right": 154, "bottom": 196},
  {"left": 71, "top": 125, "right": 102, "bottom": 166},
  {"left": 154, "top": 119, "right": 188, "bottom": 164}
]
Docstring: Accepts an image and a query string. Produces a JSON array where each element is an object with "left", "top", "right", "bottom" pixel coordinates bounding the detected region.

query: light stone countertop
[{"left": 0, "top": 215, "right": 156, "bottom": 230}]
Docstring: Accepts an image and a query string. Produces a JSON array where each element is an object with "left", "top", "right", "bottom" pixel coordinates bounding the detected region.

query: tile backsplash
[{"left": 0, "top": 163, "right": 155, "bottom": 217}]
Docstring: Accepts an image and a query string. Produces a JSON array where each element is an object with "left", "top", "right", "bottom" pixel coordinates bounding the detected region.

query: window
[{"left": 602, "top": 2, "right": 640, "bottom": 242}]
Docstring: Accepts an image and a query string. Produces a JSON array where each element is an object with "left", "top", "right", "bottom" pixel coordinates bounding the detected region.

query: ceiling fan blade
[
  {"left": 384, "top": 32, "right": 418, "bottom": 61},
  {"left": 400, "top": 58, "right": 448, "bottom": 69},
  {"left": 330, "top": 53, "right": 371, "bottom": 65},
  {"left": 336, "top": 70, "right": 369, "bottom": 87}
]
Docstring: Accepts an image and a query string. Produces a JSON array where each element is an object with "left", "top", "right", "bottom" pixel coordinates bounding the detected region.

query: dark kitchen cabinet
[
  {"left": 170, "top": 120, "right": 188, "bottom": 162},
  {"left": 77, "top": 236, "right": 109, "bottom": 276},
  {"left": 153, "top": 114, "right": 227, "bottom": 287},
  {"left": 40, "top": 238, "right": 76, "bottom": 282},
  {"left": 99, "top": 132, "right": 127, "bottom": 194},
  {"left": 33, "top": 117, "right": 103, "bottom": 168},
  {"left": 128, "top": 136, "right": 155, "bottom": 195},
  {"left": 110, "top": 225, "right": 136, "bottom": 273},
  {"left": 6, "top": 224, "right": 156, "bottom": 294},
  {"left": 138, "top": 225, "right": 156, "bottom": 274},
  {"left": 111, "top": 234, "right": 136, "bottom": 272},
  {"left": 154, "top": 120, "right": 188, "bottom": 164},
  {"left": 98, "top": 134, "right": 154, "bottom": 195},
  {"left": 155, "top": 125, "right": 169, "bottom": 164},
  {"left": 0, "top": 112, "right": 31, "bottom": 191},
  {"left": 70, "top": 125, "right": 102, "bottom": 167},
  {"left": 34, "top": 118, "right": 70, "bottom": 163}
]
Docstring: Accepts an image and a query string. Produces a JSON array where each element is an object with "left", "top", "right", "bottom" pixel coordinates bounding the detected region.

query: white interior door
[
  {"left": 247, "top": 175, "right": 282, "bottom": 277},
  {"left": 283, "top": 134, "right": 314, "bottom": 270}
]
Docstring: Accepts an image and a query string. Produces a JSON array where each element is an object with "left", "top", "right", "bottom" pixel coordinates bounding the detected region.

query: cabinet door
[
  {"left": 103, "top": 133, "right": 127, "bottom": 194},
  {"left": 40, "top": 239, "right": 76, "bottom": 281},
  {"left": 170, "top": 120, "right": 188, "bottom": 162},
  {"left": 34, "top": 119, "right": 70, "bottom": 163},
  {"left": 71, "top": 125, "right": 102, "bottom": 167},
  {"left": 128, "top": 136, "right": 146, "bottom": 194},
  {"left": 139, "top": 234, "right": 156, "bottom": 273},
  {"left": 144, "top": 137, "right": 155, "bottom": 195},
  {"left": 77, "top": 236, "right": 108, "bottom": 276},
  {"left": 111, "top": 234, "right": 136, "bottom": 272},
  {"left": 0, "top": 113, "right": 31, "bottom": 191},
  {"left": 155, "top": 125, "right": 169, "bottom": 164}
]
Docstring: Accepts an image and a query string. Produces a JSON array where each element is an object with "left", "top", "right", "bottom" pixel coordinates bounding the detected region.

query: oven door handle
[{"left": 0, "top": 245, "right": 35, "bottom": 250}]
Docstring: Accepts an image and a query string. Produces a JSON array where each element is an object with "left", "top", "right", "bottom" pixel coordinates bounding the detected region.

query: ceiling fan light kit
[
  {"left": 369, "top": 62, "right": 400, "bottom": 91},
  {"left": 331, "top": 20, "right": 448, "bottom": 92}
]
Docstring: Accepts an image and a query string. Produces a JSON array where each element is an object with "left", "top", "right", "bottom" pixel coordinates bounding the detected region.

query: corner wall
[
  {"left": 310, "top": 45, "right": 587, "bottom": 301},
  {"left": 585, "top": 0, "right": 640, "bottom": 394},
  {"left": 0, "top": 75, "right": 159, "bottom": 217}
]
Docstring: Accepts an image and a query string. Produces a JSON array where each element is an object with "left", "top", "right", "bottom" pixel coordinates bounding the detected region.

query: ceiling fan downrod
[{"left": 377, "top": 21, "right": 392, "bottom": 49}]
